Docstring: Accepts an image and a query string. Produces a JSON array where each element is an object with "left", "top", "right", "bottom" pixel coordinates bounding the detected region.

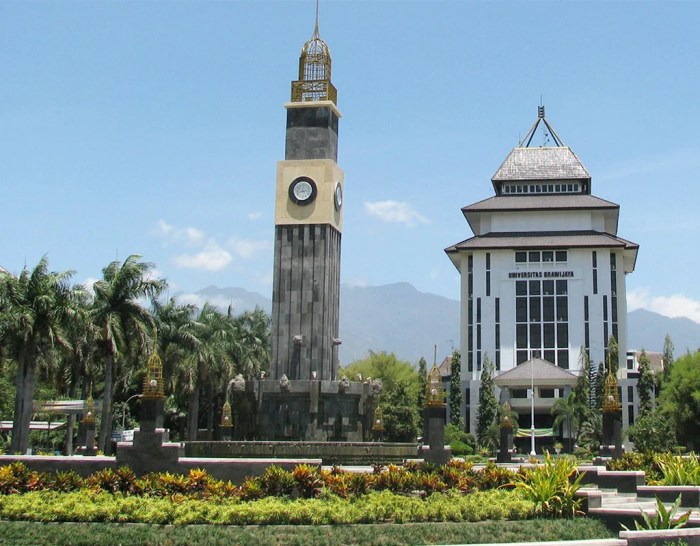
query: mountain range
[{"left": 175, "top": 284, "right": 700, "bottom": 365}]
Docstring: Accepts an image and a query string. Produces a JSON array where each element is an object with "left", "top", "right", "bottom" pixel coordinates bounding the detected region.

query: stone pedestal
[
  {"left": 220, "top": 426, "right": 232, "bottom": 441},
  {"left": 497, "top": 427, "right": 513, "bottom": 463},
  {"left": 116, "top": 396, "right": 182, "bottom": 475},
  {"left": 600, "top": 411, "right": 623, "bottom": 459},
  {"left": 423, "top": 405, "right": 451, "bottom": 465},
  {"left": 82, "top": 421, "right": 97, "bottom": 457}
]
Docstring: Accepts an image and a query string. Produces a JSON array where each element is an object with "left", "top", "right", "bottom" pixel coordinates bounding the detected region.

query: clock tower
[{"left": 270, "top": 19, "right": 344, "bottom": 382}]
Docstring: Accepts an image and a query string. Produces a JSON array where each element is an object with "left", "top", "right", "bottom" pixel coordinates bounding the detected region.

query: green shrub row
[
  {"left": 0, "top": 488, "right": 534, "bottom": 525},
  {"left": 0, "top": 460, "right": 518, "bottom": 500},
  {"left": 605, "top": 452, "right": 700, "bottom": 485}
]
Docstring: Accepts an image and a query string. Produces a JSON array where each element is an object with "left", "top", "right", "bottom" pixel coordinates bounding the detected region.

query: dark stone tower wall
[
  {"left": 286, "top": 106, "right": 339, "bottom": 161},
  {"left": 270, "top": 223, "right": 341, "bottom": 381}
]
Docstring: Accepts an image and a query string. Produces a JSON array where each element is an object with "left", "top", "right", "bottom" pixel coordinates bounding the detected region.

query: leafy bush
[
  {"left": 657, "top": 453, "right": 700, "bottom": 486},
  {"left": 510, "top": 452, "right": 585, "bottom": 517},
  {"left": 260, "top": 465, "right": 296, "bottom": 497},
  {"left": 628, "top": 409, "right": 678, "bottom": 454},
  {"left": 623, "top": 495, "right": 691, "bottom": 531},
  {"left": 605, "top": 452, "right": 663, "bottom": 483},
  {"left": 445, "top": 424, "right": 477, "bottom": 456}
]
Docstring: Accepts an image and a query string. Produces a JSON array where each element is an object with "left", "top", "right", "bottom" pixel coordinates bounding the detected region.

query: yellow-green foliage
[
  {"left": 510, "top": 453, "right": 585, "bottom": 518},
  {"left": 0, "top": 489, "right": 534, "bottom": 525},
  {"left": 657, "top": 453, "right": 700, "bottom": 486}
]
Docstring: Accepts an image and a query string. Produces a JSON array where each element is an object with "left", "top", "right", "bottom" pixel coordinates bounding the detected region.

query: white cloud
[
  {"left": 364, "top": 200, "right": 429, "bottom": 227},
  {"left": 257, "top": 271, "right": 274, "bottom": 286},
  {"left": 248, "top": 212, "right": 262, "bottom": 220},
  {"left": 173, "top": 242, "right": 232, "bottom": 272},
  {"left": 227, "top": 237, "right": 269, "bottom": 260},
  {"left": 627, "top": 288, "right": 700, "bottom": 323},
  {"left": 154, "top": 220, "right": 205, "bottom": 247}
]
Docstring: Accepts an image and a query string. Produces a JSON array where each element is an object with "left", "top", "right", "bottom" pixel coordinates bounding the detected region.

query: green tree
[
  {"left": 340, "top": 351, "right": 419, "bottom": 396},
  {"left": 628, "top": 408, "right": 677, "bottom": 454},
  {"left": 663, "top": 334, "right": 675, "bottom": 377},
  {"left": 416, "top": 357, "right": 427, "bottom": 429},
  {"left": 551, "top": 391, "right": 582, "bottom": 452},
  {"left": 449, "top": 350, "right": 462, "bottom": 427},
  {"left": 379, "top": 379, "right": 418, "bottom": 442},
  {"left": 92, "top": 255, "right": 166, "bottom": 454},
  {"left": 231, "top": 306, "right": 270, "bottom": 380},
  {"left": 606, "top": 335, "right": 619, "bottom": 376},
  {"left": 0, "top": 257, "right": 75, "bottom": 454},
  {"left": 637, "top": 349, "right": 655, "bottom": 415},
  {"left": 476, "top": 356, "right": 498, "bottom": 449},
  {"left": 594, "top": 362, "right": 606, "bottom": 409},
  {"left": 658, "top": 350, "right": 700, "bottom": 450},
  {"left": 573, "top": 347, "right": 594, "bottom": 428}
]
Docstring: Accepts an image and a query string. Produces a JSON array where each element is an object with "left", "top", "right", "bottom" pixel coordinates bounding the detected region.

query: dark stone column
[
  {"left": 423, "top": 405, "right": 451, "bottom": 465},
  {"left": 82, "top": 422, "right": 97, "bottom": 457},
  {"left": 497, "top": 427, "right": 513, "bottom": 463},
  {"left": 600, "top": 411, "right": 623, "bottom": 459}
]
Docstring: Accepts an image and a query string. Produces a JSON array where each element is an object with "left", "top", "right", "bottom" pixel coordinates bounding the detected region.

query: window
[
  {"left": 514, "top": 278, "right": 569, "bottom": 368},
  {"left": 516, "top": 251, "right": 527, "bottom": 263},
  {"left": 556, "top": 251, "right": 567, "bottom": 262},
  {"left": 542, "top": 251, "right": 554, "bottom": 262}
]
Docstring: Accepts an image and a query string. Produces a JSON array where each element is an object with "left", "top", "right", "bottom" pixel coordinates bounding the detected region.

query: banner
[{"left": 515, "top": 428, "right": 554, "bottom": 438}]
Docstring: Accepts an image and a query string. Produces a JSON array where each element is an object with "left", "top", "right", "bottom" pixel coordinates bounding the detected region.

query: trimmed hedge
[{"left": 0, "top": 489, "right": 534, "bottom": 525}]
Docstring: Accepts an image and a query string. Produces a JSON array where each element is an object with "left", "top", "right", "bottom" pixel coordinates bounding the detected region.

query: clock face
[
  {"left": 334, "top": 183, "right": 343, "bottom": 210},
  {"left": 288, "top": 177, "right": 317, "bottom": 205}
]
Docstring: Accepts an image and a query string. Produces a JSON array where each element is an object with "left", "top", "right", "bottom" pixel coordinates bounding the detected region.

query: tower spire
[
  {"left": 290, "top": 0, "right": 337, "bottom": 104},
  {"left": 314, "top": 0, "right": 320, "bottom": 37}
]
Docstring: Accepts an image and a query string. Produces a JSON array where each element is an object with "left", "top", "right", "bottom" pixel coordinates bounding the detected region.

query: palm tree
[
  {"left": 61, "top": 286, "right": 98, "bottom": 454},
  {"left": 232, "top": 306, "right": 270, "bottom": 380},
  {"left": 91, "top": 255, "right": 166, "bottom": 454},
  {"left": 0, "top": 257, "right": 74, "bottom": 454},
  {"left": 551, "top": 391, "right": 583, "bottom": 453},
  {"left": 173, "top": 303, "right": 235, "bottom": 441}
]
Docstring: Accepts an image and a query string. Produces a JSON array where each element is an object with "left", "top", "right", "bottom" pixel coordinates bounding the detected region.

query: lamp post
[
  {"left": 530, "top": 359, "right": 536, "bottom": 457},
  {"left": 121, "top": 394, "right": 142, "bottom": 431}
]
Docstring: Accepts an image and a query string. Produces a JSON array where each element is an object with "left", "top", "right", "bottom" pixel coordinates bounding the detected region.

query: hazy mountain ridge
[{"left": 174, "top": 284, "right": 700, "bottom": 365}]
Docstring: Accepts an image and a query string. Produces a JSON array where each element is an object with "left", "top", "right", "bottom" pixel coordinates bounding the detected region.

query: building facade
[{"left": 445, "top": 109, "right": 639, "bottom": 443}]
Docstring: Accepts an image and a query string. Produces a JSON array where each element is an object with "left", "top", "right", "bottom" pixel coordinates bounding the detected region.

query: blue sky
[{"left": 2, "top": 1, "right": 700, "bottom": 323}]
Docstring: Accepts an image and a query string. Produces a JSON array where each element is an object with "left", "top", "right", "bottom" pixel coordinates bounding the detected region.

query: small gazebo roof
[{"left": 493, "top": 358, "right": 578, "bottom": 389}]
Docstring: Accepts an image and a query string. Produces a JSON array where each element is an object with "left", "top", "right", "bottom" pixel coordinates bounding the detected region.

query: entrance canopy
[{"left": 494, "top": 358, "right": 578, "bottom": 389}]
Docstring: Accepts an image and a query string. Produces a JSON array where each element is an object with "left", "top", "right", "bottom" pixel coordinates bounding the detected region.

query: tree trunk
[
  {"left": 186, "top": 385, "right": 200, "bottom": 442},
  {"left": 10, "top": 347, "right": 34, "bottom": 454},
  {"left": 205, "top": 382, "right": 214, "bottom": 441},
  {"left": 65, "top": 356, "right": 82, "bottom": 455},
  {"left": 98, "top": 353, "right": 114, "bottom": 454}
]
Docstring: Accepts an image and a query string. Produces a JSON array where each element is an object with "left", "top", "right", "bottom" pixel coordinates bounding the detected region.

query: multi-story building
[{"left": 445, "top": 108, "right": 639, "bottom": 448}]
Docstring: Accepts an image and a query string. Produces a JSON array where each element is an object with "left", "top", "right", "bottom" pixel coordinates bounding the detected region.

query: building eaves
[
  {"left": 462, "top": 194, "right": 619, "bottom": 214},
  {"left": 445, "top": 231, "right": 637, "bottom": 254}
]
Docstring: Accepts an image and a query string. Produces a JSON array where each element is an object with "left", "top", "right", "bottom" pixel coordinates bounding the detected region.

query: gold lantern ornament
[
  {"left": 221, "top": 401, "right": 233, "bottom": 428},
  {"left": 425, "top": 364, "right": 446, "bottom": 407},
  {"left": 82, "top": 393, "right": 96, "bottom": 425},
  {"left": 142, "top": 351, "right": 165, "bottom": 399},
  {"left": 372, "top": 406, "right": 385, "bottom": 433},
  {"left": 601, "top": 371, "right": 622, "bottom": 413}
]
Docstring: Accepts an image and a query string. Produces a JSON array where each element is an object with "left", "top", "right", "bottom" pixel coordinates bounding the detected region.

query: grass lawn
[{"left": 0, "top": 519, "right": 616, "bottom": 546}]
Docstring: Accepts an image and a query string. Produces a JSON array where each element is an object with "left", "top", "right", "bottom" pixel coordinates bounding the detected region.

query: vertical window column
[
  {"left": 467, "top": 255, "right": 474, "bottom": 373},
  {"left": 477, "top": 298, "right": 482, "bottom": 371},
  {"left": 486, "top": 253, "right": 491, "bottom": 297},
  {"left": 495, "top": 298, "right": 501, "bottom": 371},
  {"left": 592, "top": 251, "right": 598, "bottom": 295}
]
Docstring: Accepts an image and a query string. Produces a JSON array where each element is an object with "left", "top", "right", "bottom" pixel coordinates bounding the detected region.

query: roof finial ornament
[
  {"left": 314, "top": 0, "right": 320, "bottom": 37},
  {"left": 519, "top": 104, "right": 565, "bottom": 148}
]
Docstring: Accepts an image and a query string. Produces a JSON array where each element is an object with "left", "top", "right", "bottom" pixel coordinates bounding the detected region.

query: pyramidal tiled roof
[
  {"left": 492, "top": 147, "right": 590, "bottom": 182},
  {"left": 493, "top": 358, "right": 578, "bottom": 388}
]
